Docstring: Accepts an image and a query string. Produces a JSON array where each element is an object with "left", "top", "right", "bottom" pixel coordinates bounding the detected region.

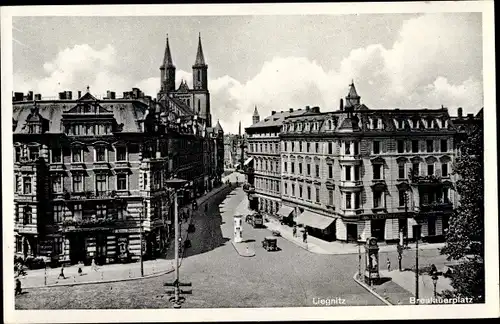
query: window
[
  {"left": 291, "top": 142, "right": 295, "bottom": 152},
  {"left": 198, "top": 99, "right": 201, "bottom": 113},
  {"left": 345, "top": 141, "right": 351, "bottom": 155},
  {"left": 315, "top": 142, "right": 319, "bottom": 153},
  {"left": 328, "top": 164, "right": 333, "bottom": 179},
  {"left": 412, "top": 162, "right": 420, "bottom": 176},
  {"left": 373, "top": 141, "right": 380, "bottom": 154},
  {"left": 73, "top": 174, "right": 84, "bottom": 192},
  {"left": 291, "top": 184, "right": 295, "bottom": 197},
  {"left": 116, "top": 146, "right": 127, "bottom": 161},
  {"left": 373, "top": 118, "right": 378, "bottom": 129},
  {"left": 354, "top": 142, "right": 359, "bottom": 155},
  {"left": 442, "top": 163, "right": 448, "bottom": 177},
  {"left": 198, "top": 71, "right": 201, "bottom": 82},
  {"left": 284, "top": 162, "right": 288, "bottom": 173},
  {"left": 117, "top": 174, "right": 127, "bottom": 190},
  {"left": 23, "top": 177, "right": 32, "bottom": 194},
  {"left": 284, "top": 142, "right": 287, "bottom": 151},
  {"left": 291, "top": 162, "right": 295, "bottom": 174},
  {"left": 284, "top": 183, "right": 288, "bottom": 195},
  {"left": 443, "top": 188, "right": 450, "bottom": 203},
  {"left": 345, "top": 166, "right": 351, "bottom": 181},
  {"left": 328, "top": 190, "right": 334, "bottom": 205},
  {"left": 73, "top": 204, "right": 83, "bottom": 219},
  {"left": 373, "top": 164, "right": 381, "bottom": 180},
  {"left": 15, "top": 175, "right": 20, "bottom": 193},
  {"left": 54, "top": 204, "right": 63, "bottom": 223},
  {"left": 53, "top": 237, "right": 63, "bottom": 255},
  {"left": 306, "top": 142, "right": 310, "bottom": 152},
  {"left": 315, "top": 187, "right": 320, "bottom": 203},
  {"left": 373, "top": 191, "right": 382, "bottom": 208},
  {"left": 440, "top": 139, "right": 448, "bottom": 152},
  {"left": 398, "top": 164, "right": 405, "bottom": 179},
  {"left": 428, "top": 217, "right": 436, "bottom": 236},
  {"left": 355, "top": 192, "right": 360, "bottom": 209},
  {"left": 299, "top": 185, "right": 303, "bottom": 198},
  {"left": 299, "top": 163, "right": 303, "bottom": 174},
  {"left": 345, "top": 193, "right": 352, "bottom": 209},
  {"left": 52, "top": 148, "right": 62, "bottom": 163},
  {"left": 306, "top": 163, "right": 311, "bottom": 176},
  {"left": 412, "top": 140, "right": 419, "bottom": 153},
  {"left": 16, "top": 236, "right": 22, "bottom": 253},
  {"left": 307, "top": 186, "right": 311, "bottom": 200},
  {"left": 96, "top": 204, "right": 107, "bottom": 219},
  {"left": 397, "top": 140, "right": 405, "bottom": 153},
  {"left": 399, "top": 191, "right": 406, "bottom": 207},
  {"left": 426, "top": 140, "right": 434, "bottom": 153},
  {"left": 328, "top": 142, "right": 333, "bottom": 154},
  {"left": 15, "top": 147, "right": 22, "bottom": 162},
  {"left": 427, "top": 163, "right": 434, "bottom": 176},
  {"left": 29, "top": 147, "right": 39, "bottom": 161},
  {"left": 275, "top": 143, "right": 279, "bottom": 153},
  {"left": 398, "top": 119, "right": 404, "bottom": 129},
  {"left": 260, "top": 144, "right": 262, "bottom": 152},
  {"left": 143, "top": 173, "right": 148, "bottom": 188},
  {"left": 51, "top": 174, "right": 63, "bottom": 193},
  {"left": 23, "top": 206, "right": 32, "bottom": 225},
  {"left": 315, "top": 165, "right": 320, "bottom": 177},
  {"left": 72, "top": 148, "right": 82, "bottom": 163},
  {"left": 299, "top": 141, "right": 302, "bottom": 152}
]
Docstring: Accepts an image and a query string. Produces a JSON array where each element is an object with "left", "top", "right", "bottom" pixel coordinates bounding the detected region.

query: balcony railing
[
  {"left": 61, "top": 217, "right": 117, "bottom": 232},
  {"left": 410, "top": 174, "right": 443, "bottom": 184},
  {"left": 419, "top": 202, "right": 453, "bottom": 213},
  {"left": 62, "top": 190, "right": 117, "bottom": 201}
]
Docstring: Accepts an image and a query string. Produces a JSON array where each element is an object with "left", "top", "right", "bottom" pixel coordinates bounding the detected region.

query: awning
[
  {"left": 407, "top": 218, "right": 418, "bottom": 226},
  {"left": 296, "top": 210, "right": 335, "bottom": 230},
  {"left": 244, "top": 157, "right": 254, "bottom": 166},
  {"left": 277, "top": 205, "right": 294, "bottom": 218}
]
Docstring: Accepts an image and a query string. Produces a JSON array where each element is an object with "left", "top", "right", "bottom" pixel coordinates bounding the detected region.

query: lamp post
[
  {"left": 166, "top": 178, "right": 188, "bottom": 308},
  {"left": 358, "top": 235, "right": 362, "bottom": 279},
  {"left": 432, "top": 272, "right": 439, "bottom": 300},
  {"left": 415, "top": 224, "right": 421, "bottom": 304},
  {"left": 139, "top": 205, "right": 144, "bottom": 277}
]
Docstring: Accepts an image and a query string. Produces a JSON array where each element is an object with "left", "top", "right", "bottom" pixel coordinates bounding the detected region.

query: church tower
[
  {"left": 160, "top": 35, "right": 176, "bottom": 92},
  {"left": 345, "top": 80, "right": 361, "bottom": 108},
  {"left": 252, "top": 106, "right": 260, "bottom": 125},
  {"left": 192, "top": 33, "right": 211, "bottom": 126}
]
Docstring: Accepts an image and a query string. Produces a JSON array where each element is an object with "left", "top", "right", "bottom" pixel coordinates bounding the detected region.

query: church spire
[
  {"left": 252, "top": 106, "right": 260, "bottom": 125},
  {"left": 193, "top": 32, "right": 206, "bottom": 67},
  {"left": 345, "top": 80, "right": 361, "bottom": 108},
  {"left": 162, "top": 34, "right": 175, "bottom": 68}
]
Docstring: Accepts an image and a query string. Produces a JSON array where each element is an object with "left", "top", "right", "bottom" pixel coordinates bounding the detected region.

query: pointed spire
[
  {"left": 194, "top": 32, "right": 206, "bottom": 66},
  {"left": 253, "top": 105, "right": 259, "bottom": 116},
  {"left": 214, "top": 119, "right": 223, "bottom": 132},
  {"left": 162, "top": 34, "right": 175, "bottom": 68},
  {"left": 347, "top": 80, "right": 359, "bottom": 99}
]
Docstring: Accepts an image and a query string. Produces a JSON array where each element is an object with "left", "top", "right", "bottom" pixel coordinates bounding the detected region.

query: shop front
[{"left": 296, "top": 209, "right": 336, "bottom": 241}]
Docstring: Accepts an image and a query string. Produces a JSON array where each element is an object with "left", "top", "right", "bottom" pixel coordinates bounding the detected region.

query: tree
[{"left": 441, "top": 122, "right": 484, "bottom": 303}]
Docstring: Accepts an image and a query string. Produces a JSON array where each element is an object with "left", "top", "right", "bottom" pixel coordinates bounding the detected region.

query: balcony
[
  {"left": 409, "top": 174, "right": 443, "bottom": 185},
  {"left": 419, "top": 202, "right": 453, "bottom": 213},
  {"left": 339, "top": 180, "right": 363, "bottom": 191},
  {"left": 93, "top": 161, "right": 111, "bottom": 170},
  {"left": 340, "top": 208, "right": 363, "bottom": 220},
  {"left": 63, "top": 190, "right": 117, "bottom": 201}
]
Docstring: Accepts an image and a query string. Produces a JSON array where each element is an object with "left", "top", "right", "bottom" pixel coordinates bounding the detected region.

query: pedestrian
[
  {"left": 15, "top": 278, "right": 22, "bottom": 296},
  {"left": 91, "top": 258, "right": 98, "bottom": 272},
  {"left": 293, "top": 225, "right": 297, "bottom": 238},
  {"left": 78, "top": 261, "right": 83, "bottom": 276},
  {"left": 58, "top": 264, "right": 66, "bottom": 279},
  {"left": 387, "top": 258, "right": 391, "bottom": 272},
  {"left": 302, "top": 229, "right": 308, "bottom": 243}
]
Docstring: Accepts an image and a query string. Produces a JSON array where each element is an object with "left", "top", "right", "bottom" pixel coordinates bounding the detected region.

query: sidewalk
[
  {"left": 19, "top": 172, "right": 239, "bottom": 289},
  {"left": 379, "top": 269, "right": 453, "bottom": 300}
]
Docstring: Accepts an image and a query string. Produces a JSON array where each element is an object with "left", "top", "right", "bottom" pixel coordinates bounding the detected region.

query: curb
[
  {"left": 352, "top": 272, "right": 393, "bottom": 306},
  {"left": 231, "top": 241, "right": 256, "bottom": 257}
]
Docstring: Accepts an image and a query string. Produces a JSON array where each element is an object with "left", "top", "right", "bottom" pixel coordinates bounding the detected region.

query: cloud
[{"left": 14, "top": 13, "right": 482, "bottom": 134}]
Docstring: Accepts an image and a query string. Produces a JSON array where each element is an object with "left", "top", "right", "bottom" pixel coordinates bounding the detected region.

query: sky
[{"left": 13, "top": 13, "right": 483, "bottom": 134}]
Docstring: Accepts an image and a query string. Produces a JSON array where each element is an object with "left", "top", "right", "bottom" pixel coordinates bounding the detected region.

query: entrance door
[
  {"left": 69, "top": 235, "right": 86, "bottom": 264},
  {"left": 428, "top": 217, "right": 436, "bottom": 236},
  {"left": 96, "top": 234, "right": 107, "bottom": 265},
  {"left": 346, "top": 224, "right": 358, "bottom": 242},
  {"left": 371, "top": 219, "right": 385, "bottom": 242}
]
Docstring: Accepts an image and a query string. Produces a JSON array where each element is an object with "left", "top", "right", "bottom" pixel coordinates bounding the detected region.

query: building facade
[
  {"left": 13, "top": 34, "right": 223, "bottom": 264},
  {"left": 245, "top": 82, "right": 480, "bottom": 244}
]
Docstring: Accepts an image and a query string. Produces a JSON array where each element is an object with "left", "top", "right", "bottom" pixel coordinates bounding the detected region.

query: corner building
[{"left": 271, "top": 82, "right": 469, "bottom": 243}]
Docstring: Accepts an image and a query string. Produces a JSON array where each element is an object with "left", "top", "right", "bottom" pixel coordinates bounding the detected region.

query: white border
[{"left": 2, "top": 1, "right": 498, "bottom": 323}]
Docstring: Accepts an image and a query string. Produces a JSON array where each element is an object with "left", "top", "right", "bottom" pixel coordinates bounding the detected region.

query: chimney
[
  {"left": 340, "top": 99, "right": 344, "bottom": 111},
  {"left": 305, "top": 105, "right": 310, "bottom": 111},
  {"left": 312, "top": 106, "right": 320, "bottom": 113},
  {"left": 110, "top": 91, "right": 116, "bottom": 99},
  {"left": 58, "top": 92, "right": 65, "bottom": 100},
  {"left": 65, "top": 91, "right": 72, "bottom": 100},
  {"left": 467, "top": 113, "right": 473, "bottom": 119},
  {"left": 27, "top": 91, "right": 34, "bottom": 101},
  {"left": 78, "top": 91, "right": 82, "bottom": 98},
  {"left": 106, "top": 90, "right": 112, "bottom": 99},
  {"left": 271, "top": 111, "right": 276, "bottom": 115},
  {"left": 289, "top": 108, "right": 294, "bottom": 112},
  {"left": 457, "top": 107, "right": 463, "bottom": 118},
  {"left": 34, "top": 94, "right": 42, "bottom": 100}
]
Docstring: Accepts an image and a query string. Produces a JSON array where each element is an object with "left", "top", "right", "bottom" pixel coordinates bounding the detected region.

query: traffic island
[{"left": 231, "top": 241, "right": 256, "bottom": 257}]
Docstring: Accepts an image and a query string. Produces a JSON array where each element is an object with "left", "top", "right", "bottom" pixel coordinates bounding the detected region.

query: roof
[
  {"left": 347, "top": 81, "right": 360, "bottom": 99},
  {"left": 246, "top": 109, "right": 310, "bottom": 130},
  {"left": 13, "top": 98, "right": 148, "bottom": 134},
  {"left": 253, "top": 106, "right": 259, "bottom": 116},
  {"left": 193, "top": 33, "right": 206, "bottom": 66},
  {"left": 214, "top": 120, "right": 223, "bottom": 132}
]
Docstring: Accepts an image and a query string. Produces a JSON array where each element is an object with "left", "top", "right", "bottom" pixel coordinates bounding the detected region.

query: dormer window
[
  {"left": 372, "top": 118, "right": 379, "bottom": 129},
  {"left": 398, "top": 119, "right": 404, "bottom": 129}
]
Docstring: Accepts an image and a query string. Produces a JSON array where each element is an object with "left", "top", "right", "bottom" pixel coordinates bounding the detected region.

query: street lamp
[
  {"left": 432, "top": 272, "right": 439, "bottom": 300},
  {"left": 165, "top": 178, "right": 188, "bottom": 308},
  {"left": 357, "top": 235, "right": 362, "bottom": 279},
  {"left": 139, "top": 204, "right": 144, "bottom": 277},
  {"left": 414, "top": 224, "right": 421, "bottom": 304}
]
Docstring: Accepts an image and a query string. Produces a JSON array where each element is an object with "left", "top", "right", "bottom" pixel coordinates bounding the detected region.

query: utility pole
[
  {"left": 139, "top": 205, "right": 144, "bottom": 277},
  {"left": 358, "top": 235, "right": 361, "bottom": 279},
  {"left": 415, "top": 224, "right": 420, "bottom": 304}
]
